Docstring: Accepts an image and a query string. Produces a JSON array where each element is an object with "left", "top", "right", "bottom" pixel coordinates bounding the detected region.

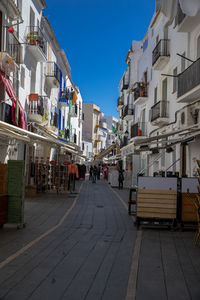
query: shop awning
[
  {"left": 0, "top": 121, "right": 83, "bottom": 158},
  {"left": 121, "top": 142, "right": 135, "bottom": 156},
  {"left": 96, "top": 143, "right": 117, "bottom": 160},
  {"left": 134, "top": 123, "right": 200, "bottom": 146}
]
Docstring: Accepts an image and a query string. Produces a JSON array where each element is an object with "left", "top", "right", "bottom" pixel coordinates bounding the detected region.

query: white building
[{"left": 118, "top": 0, "right": 200, "bottom": 187}]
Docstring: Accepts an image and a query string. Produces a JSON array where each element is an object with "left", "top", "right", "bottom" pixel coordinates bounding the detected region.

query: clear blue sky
[{"left": 45, "top": 0, "right": 155, "bottom": 118}]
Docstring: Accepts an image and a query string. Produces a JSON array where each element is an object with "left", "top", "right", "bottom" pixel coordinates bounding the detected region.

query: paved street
[{"left": 0, "top": 179, "right": 200, "bottom": 300}]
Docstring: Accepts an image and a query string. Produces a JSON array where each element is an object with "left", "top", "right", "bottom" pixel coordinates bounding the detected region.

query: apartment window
[
  {"left": 154, "top": 87, "right": 157, "bottom": 103},
  {"left": 173, "top": 67, "right": 178, "bottom": 93},
  {"left": 20, "top": 66, "right": 25, "bottom": 89},
  {"left": 181, "top": 52, "right": 186, "bottom": 72},
  {"left": 82, "top": 142, "right": 84, "bottom": 151},
  {"left": 29, "top": 7, "right": 35, "bottom": 27}
]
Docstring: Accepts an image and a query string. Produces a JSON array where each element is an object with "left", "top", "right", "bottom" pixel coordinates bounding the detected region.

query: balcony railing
[
  {"left": 131, "top": 122, "right": 147, "bottom": 138},
  {"left": 28, "top": 95, "right": 47, "bottom": 116},
  {"left": 178, "top": 58, "right": 200, "bottom": 98},
  {"left": 3, "top": 29, "right": 21, "bottom": 64},
  {"left": 152, "top": 39, "right": 170, "bottom": 66},
  {"left": 46, "top": 62, "right": 60, "bottom": 82},
  {"left": 25, "top": 26, "right": 47, "bottom": 56},
  {"left": 122, "top": 105, "right": 134, "bottom": 118},
  {"left": 150, "top": 101, "right": 169, "bottom": 122},
  {"left": 134, "top": 84, "right": 148, "bottom": 101}
]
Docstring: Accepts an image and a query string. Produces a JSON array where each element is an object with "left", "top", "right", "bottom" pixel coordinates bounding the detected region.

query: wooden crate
[
  {"left": 137, "top": 189, "right": 177, "bottom": 219},
  {"left": 0, "top": 164, "right": 7, "bottom": 194},
  {"left": 181, "top": 193, "right": 198, "bottom": 222}
]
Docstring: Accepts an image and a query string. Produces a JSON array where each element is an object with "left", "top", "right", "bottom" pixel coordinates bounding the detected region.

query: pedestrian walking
[
  {"left": 89, "top": 166, "right": 93, "bottom": 180},
  {"left": 92, "top": 166, "right": 97, "bottom": 183},
  {"left": 67, "top": 161, "right": 79, "bottom": 192},
  {"left": 118, "top": 168, "right": 124, "bottom": 190}
]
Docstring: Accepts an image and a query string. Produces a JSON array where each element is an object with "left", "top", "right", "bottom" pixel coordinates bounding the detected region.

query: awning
[
  {"left": 121, "top": 142, "right": 135, "bottom": 156},
  {"left": 96, "top": 143, "right": 116, "bottom": 160},
  {"left": 0, "top": 70, "right": 27, "bottom": 129},
  {"left": 0, "top": 121, "right": 83, "bottom": 159},
  {"left": 134, "top": 123, "right": 200, "bottom": 146}
]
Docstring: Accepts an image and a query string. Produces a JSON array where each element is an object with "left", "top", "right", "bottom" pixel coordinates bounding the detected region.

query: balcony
[
  {"left": 152, "top": 39, "right": 170, "bottom": 70},
  {"left": 117, "top": 97, "right": 124, "bottom": 106},
  {"left": 45, "top": 62, "right": 60, "bottom": 88},
  {"left": 28, "top": 94, "right": 48, "bottom": 123},
  {"left": 25, "top": 26, "right": 47, "bottom": 62},
  {"left": 131, "top": 122, "right": 147, "bottom": 139},
  {"left": 0, "top": 29, "right": 21, "bottom": 73},
  {"left": 122, "top": 105, "right": 134, "bottom": 120},
  {"left": 150, "top": 101, "right": 169, "bottom": 125},
  {"left": 177, "top": 58, "right": 200, "bottom": 103},
  {"left": 134, "top": 83, "right": 148, "bottom": 105},
  {"left": 176, "top": 3, "right": 200, "bottom": 32}
]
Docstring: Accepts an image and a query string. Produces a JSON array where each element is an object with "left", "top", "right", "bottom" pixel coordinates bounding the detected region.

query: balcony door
[{"left": 162, "top": 78, "right": 167, "bottom": 101}]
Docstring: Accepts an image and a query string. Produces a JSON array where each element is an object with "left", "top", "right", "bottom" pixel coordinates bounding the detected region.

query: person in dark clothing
[
  {"left": 118, "top": 168, "right": 124, "bottom": 189},
  {"left": 92, "top": 166, "right": 97, "bottom": 183},
  {"left": 97, "top": 164, "right": 101, "bottom": 180},
  {"left": 89, "top": 166, "right": 93, "bottom": 180}
]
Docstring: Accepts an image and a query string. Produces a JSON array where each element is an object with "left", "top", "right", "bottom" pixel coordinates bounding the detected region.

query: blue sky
[{"left": 45, "top": 0, "right": 155, "bottom": 118}]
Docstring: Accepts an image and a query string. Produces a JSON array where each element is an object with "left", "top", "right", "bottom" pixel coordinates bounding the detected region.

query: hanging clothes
[{"left": 0, "top": 70, "right": 27, "bottom": 129}]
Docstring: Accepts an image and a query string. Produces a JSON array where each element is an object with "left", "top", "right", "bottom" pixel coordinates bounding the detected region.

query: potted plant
[{"left": 27, "top": 30, "right": 38, "bottom": 45}]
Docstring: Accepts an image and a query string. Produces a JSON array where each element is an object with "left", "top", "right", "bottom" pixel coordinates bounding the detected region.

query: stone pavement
[
  {"left": 0, "top": 179, "right": 200, "bottom": 300},
  {"left": 0, "top": 179, "right": 137, "bottom": 300},
  {"left": 113, "top": 185, "right": 200, "bottom": 300}
]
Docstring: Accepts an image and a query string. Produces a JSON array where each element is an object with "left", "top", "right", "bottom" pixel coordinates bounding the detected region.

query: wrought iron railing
[
  {"left": 131, "top": 122, "right": 147, "bottom": 138},
  {"left": 46, "top": 62, "right": 60, "bottom": 82},
  {"left": 122, "top": 105, "right": 134, "bottom": 118},
  {"left": 3, "top": 28, "right": 21, "bottom": 64},
  {"left": 26, "top": 26, "right": 47, "bottom": 56},
  {"left": 150, "top": 101, "right": 169, "bottom": 122},
  {"left": 152, "top": 39, "right": 170, "bottom": 66},
  {"left": 134, "top": 85, "right": 148, "bottom": 101},
  {"left": 178, "top": 58, "right": 200, "bottom": 98}
]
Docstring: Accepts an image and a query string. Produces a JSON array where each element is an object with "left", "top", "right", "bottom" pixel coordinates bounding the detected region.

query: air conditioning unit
[{"left": 177, "top": 106, "right": 195, "bottom": 129}]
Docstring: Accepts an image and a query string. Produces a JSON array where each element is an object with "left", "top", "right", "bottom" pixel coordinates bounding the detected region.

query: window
[
  {"left": 82, "top": 142, "right": 84, "bottom": 151},
  {"left": 143, "top": 38, "right": 148, "bottom": 52},
  {"left": 173, "top": 67, "right": 178, "bottom": 93},
  {"left": 154, "top": 87, "right": 157, "bottom": 103},
  {"left": 17, "top": 0, "right": 22, "bottom": 12},
  {"left": 20, "top": 66, "right": 25, "bottom": 89},
  {"left": 181, "top": 52, "right": 186, "bottom": 72}
]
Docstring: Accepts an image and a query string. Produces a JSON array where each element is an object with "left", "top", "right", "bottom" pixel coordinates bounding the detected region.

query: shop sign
[{"left": 121, "top": 143, "right": 134, "bottom": 156}]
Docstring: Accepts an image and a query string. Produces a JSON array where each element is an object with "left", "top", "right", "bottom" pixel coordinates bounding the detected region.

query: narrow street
[{"left": 0, "top": 180, "right": 137, "bottom": 300}]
